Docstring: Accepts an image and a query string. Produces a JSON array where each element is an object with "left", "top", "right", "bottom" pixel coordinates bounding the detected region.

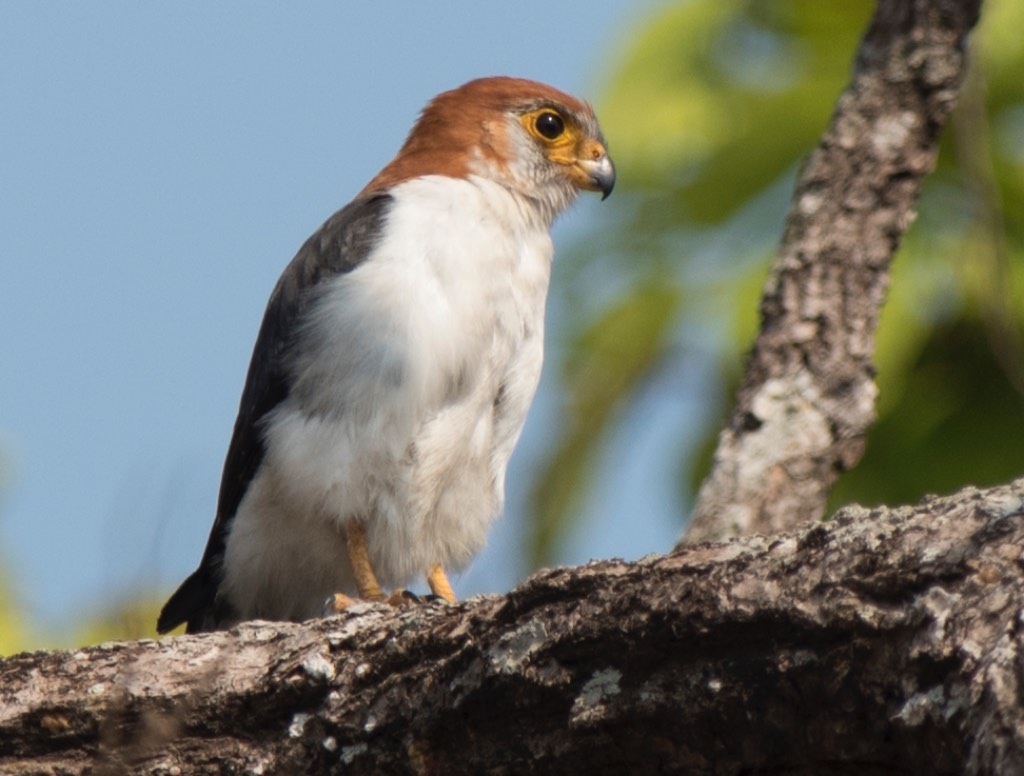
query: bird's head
[{"left": 362, "top": 77, "right": 614, "bottom": 223}]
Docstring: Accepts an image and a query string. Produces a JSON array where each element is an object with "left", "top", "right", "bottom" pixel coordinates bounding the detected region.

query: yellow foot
[
  {"left": 329, "top": 521, "right": 458, "bottom": 616},
  {"left": 427, "top": 564, "right": 457, "bottom": 604},
  {"left": 323, "top": 589, "right": 421, "bottom": 615},
  {"left": 387, "top": 589, "right": 421, "bottom": 607},
  {"left": 324, "top": 592, "right": 361, "bottom": 614}
]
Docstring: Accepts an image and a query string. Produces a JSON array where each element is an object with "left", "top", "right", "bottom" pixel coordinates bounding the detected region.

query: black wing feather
[{"left": 157, "top": 193, "right": 392, "bottom": 633}]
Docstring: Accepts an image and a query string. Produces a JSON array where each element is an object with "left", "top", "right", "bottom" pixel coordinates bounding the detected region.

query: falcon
[{"left": 157, "top": 77, "right": 614, "bottom": 634}]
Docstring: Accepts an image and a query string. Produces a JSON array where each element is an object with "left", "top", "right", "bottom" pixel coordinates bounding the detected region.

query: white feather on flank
[{"left": 220, "top": 175, "right": 554, "bottom": 621}]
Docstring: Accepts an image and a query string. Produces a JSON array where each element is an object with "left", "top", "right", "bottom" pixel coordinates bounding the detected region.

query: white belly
[{"left": 220, "top": 176, "right": 552, "bottom": 622}]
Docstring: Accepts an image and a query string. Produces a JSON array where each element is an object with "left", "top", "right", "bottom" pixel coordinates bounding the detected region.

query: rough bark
[
  {"left": 685, "top": 0, "right": 983, "bottom": 543},
  {"left": 2, "top": 478, "right": 1024, "bottom": 774}
]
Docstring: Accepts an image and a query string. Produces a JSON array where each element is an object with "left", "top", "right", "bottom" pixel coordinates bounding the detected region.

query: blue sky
[{"left": 0, "top": 1, "right": 686, "bottom": 640}]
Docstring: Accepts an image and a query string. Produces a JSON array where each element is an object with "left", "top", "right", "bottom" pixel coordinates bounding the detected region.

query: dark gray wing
[{"left": 157, "top": 193, "right": 392, "bottom": 634}]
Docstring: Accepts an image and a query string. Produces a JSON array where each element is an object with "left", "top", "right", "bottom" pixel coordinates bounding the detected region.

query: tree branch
[
  {"left": 685, "top": 0, "right": 983, "bottom": 543},
  {"left": 2, "top": 478, "right": 1023, "bottom": 773}
]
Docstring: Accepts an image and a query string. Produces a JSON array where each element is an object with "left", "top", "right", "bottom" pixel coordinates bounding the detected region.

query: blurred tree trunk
[
  {"left": 685, "top": 0, "right": 983, "bottom": 543},
  {"left": 2, "top": 0, "right": 1011, "bottom": 774}
]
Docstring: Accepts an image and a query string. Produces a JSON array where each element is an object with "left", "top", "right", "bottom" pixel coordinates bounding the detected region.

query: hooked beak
[{"left": 577, "top": 153, "right": 616, "bottom": 200}]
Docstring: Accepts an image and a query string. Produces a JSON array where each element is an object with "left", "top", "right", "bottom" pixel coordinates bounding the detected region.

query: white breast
[{"left": 220, "top": 175, "right": 553, "bottom": 621}]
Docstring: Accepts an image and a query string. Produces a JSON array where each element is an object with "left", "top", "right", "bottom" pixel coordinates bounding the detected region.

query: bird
[{"left": 157, "top": 76, "right": 614, "bottom": 634}]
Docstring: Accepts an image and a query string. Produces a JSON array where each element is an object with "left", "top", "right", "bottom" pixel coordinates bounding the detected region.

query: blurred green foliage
[
  {"left": 530, "top": 0, "right": 1024, "bottom": 564},
  {"left": 0, "top": 446, "right": 162, "bottom": 653},
  {"left": 0, "top": 568, "right": 29, "bottom": 655},
  {"left": 0, "top": 591, "right": 163, "bottom": 656},
  {"left": 71, "top": 598, "right": 166, "bottom": 647},
  {"left": 0, "top": 450, "right": 29, "bottom": 655}
]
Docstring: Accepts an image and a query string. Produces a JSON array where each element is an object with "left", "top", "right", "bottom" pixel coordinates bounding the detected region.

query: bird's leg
[
  {"left": 427, "top": 564, "right": 457, "bottom": 604},
  {"left": 327, "top": 520, "right": 415, "bottom": 612},
  {"left": 346, "top": 520, "right": 386, "bottom": 601},
  {"left": 326, "top": 520, "right": 385, "bottom": 611}
]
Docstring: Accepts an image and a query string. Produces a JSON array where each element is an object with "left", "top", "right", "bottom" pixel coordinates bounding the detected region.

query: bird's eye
[{"left": 535, "top": 111, "right": 565, "bottom": 140}]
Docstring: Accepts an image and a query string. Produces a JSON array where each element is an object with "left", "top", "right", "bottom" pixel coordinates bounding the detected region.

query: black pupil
[{"left": 536, "top": 112, "right": 564, "bottom": 139}]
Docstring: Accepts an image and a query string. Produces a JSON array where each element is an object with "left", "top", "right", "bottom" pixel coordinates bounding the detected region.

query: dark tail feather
[{"left": 157, "top": 567, "right": 218, "bottom": 634}]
